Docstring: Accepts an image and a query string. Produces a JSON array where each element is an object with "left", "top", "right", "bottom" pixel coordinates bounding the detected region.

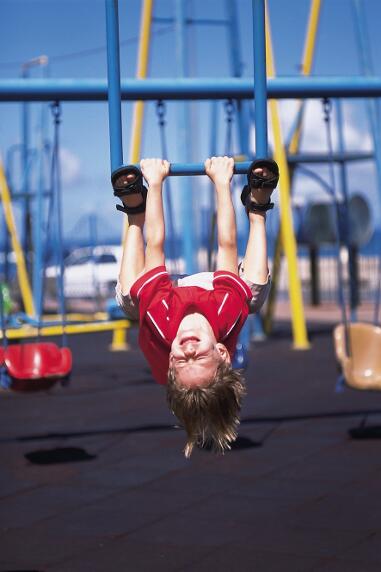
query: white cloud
[
  {"left": 59, "top": 147, "right": 81, "bottom": 185},
  {"left": 297, "top": 100, "right": 372, "bottom": 151},
  {"left": 250, "top": 99, "right": 373, "bottom": 153}
]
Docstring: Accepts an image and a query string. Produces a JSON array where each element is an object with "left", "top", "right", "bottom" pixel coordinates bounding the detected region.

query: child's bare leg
[
  {"left": 241, "top": 167, "right": 272, "bottom": 284},
  {"left": 242, "top": 211, "right": 268, "bottom": 284},
  {"left": 118, "top": 173, "right": 146, "bottom": 295}
]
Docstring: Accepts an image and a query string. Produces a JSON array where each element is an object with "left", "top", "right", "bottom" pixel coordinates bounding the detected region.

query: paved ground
[{"left": 1, "top": 320, "right": 381, "bottom": 572}]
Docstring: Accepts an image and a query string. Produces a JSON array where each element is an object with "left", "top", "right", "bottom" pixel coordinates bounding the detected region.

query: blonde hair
[{"left": 167, "top": 362, "right": 246, "bottom": 458}]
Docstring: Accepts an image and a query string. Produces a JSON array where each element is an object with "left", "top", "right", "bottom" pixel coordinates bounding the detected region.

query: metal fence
[{"left": 274, "top": 253, "right": 380, "bottom": 305}]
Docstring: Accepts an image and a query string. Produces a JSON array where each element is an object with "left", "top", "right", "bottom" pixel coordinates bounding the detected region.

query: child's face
[{"left": 169, "top": 330, "right": 230, "bottom": 388}]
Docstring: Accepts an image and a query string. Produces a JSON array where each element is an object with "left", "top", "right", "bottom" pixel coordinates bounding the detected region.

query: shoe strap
[{"left": 247, "top": 158, "right": 279, "bottom": 190}]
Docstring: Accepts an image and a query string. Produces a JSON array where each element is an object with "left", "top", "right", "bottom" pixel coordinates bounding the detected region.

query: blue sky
[{"left": 1, "top": 0, "right": 381, "bottom": 247}]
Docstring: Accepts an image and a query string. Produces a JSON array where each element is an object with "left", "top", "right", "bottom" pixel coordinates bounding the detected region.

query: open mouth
[{"left": 180, "top": 336, "right": 200, "bottom": 345}]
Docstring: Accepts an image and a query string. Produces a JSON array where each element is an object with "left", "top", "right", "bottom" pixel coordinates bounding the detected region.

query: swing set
[
  {"left": 1, "top": 0, "right": 381, "bottom": 391},
  {"left": 0, "top": 103, "right": 72, "bottom": 391},
  {"left": 0, "top": 98, "right": 130, "bottom": 391},
  {"left": 318, "top": 98, "right": 381, "bottom": 391}
]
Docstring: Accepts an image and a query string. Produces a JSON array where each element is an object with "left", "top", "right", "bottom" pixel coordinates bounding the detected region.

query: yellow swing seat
[{"left": 333, "top": 322, "right": 381, "bottom": 391}]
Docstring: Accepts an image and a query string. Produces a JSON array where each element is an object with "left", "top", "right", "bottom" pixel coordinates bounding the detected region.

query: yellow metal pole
[
  {"left": 0, "top": 319, "right": 131, "bottom": 339},
  {"left": 111, "top": 0, "right": 154, "bottom": 351},
  {"left": 0, "top": 158, "right": 35, "bottom": 316},
  {"left": 265, "top": 5, "right": 310, "bottom": 349},
  {"left": 289, "top": 0, "right": 322, "bottom": 154},
  {"left": 264, "top": 0, "right": 321, "bottom": 335},
  {"left": 129, "top": 0, "right": 154, "bottom": 163}
]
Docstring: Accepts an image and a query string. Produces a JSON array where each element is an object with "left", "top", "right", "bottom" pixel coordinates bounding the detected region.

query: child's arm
[
  {"left": 205, "top": 156, "right": 238, "bottom": 274},
  {"left": 140, "top": 158, "right": 170, "bottom": 272}
]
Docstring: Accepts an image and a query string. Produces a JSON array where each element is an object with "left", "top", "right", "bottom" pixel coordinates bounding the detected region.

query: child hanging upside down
[{"left": 113, "top": 156, "right": 278, "bottom": 457}]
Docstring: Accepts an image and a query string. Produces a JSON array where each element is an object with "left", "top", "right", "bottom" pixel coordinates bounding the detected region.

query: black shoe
[
  {"left": 240, "top": 158, "right": 279, "bottom": 214},
  {"left": 111, "top": 165, "right": 147, "bottom": 215}
]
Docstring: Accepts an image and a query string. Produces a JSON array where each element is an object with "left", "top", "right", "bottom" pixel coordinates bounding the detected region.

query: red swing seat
[{"left": 3, "top": 342, "right": 72, "bottom": 392}]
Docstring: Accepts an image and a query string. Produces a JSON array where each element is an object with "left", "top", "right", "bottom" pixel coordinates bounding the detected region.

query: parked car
[{"left": 45, "top": 245, "right": 122, "bottom": 299}]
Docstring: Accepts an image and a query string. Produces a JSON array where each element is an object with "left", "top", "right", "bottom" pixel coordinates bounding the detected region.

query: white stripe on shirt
[
  {"left": 147, "top": 311, "right": 166, "bottom": 339},
  {"left": 218, "top": 293, "right": 229, "bottom": 315},
  {"left": 214, "top": 274, "right": 250, "bottom": 298},
  {"left": 136, "top": 271, "right": 168, "bottom": 299},
  {"left": 223, "top": 311, "right": 242, "bottom": 340}
]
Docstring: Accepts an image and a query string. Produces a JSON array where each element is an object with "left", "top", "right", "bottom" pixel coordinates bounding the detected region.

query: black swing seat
[
  {"left": 333, "top": 322, "right": 381, "bottom": 391},
  {"left": 1, "top": 342, "right": 72, "bottom": 392}
]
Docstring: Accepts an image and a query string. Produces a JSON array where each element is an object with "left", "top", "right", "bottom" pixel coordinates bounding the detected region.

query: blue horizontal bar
[
  {"left": 290, "top": 150, "right": 373, "bottom": 164},
  {"left": 124, "top": 151, "right": 373, "bottom": 177},
  {"left": 167, "top": 162, "right": 249, "bottom": 175},
  {"left": 2, "top": 76, "right": 381, "bottom": 101}
]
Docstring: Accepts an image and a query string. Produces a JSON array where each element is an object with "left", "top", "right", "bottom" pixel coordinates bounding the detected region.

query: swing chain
[
  {"left": 156, "top": 100, "right": 166, "bottom": 127},
  {"left": 224, "top": 99, "right": 235, "bottom": 156},
  {"left": 322, "top": 97, "right": 332, "bottom": 124},
  {"left": 51, "top": 101, "right": 62, "bottom": 125},
  {"left": 224, "top": 99, "right": 234, "bottom": 126},
  {"left": 321, "top": 97, "right": 351, "bottom": 354}
]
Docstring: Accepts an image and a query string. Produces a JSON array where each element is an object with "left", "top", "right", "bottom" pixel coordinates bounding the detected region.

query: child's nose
[{"left": 183, "top": 344, "right": 197, "bottom": 357}]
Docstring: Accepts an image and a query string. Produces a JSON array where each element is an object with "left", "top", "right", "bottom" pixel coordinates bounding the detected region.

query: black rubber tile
[
  {"left": 334, "top": 532, "right": 381, "bottom": 565},
  {"left": 1, "top": 328, "right": 381, "bottom": 571},
  {"left": 293, "top": 491, "right": 381, "bottom": 532},
  {"left": 125, "top": 514, "right": 251, "bottom": 548},
  {"left": 231, "top": 476, "right": 341, "bottom": 503},
  {"left": 75, "top": 450, "right": 189, "bottom": 493},
  {"left": 147, "top": 466, "right": 236, "bottom": 495},
  {"left": 29, "top": 488, "right": 208, "bottom": 541},
  {"left": 339, "top": 473, "right": 381, "bottom": 498},
  {"left": 182, "top": 545, "right": 324, "bottom": 572},
  {"left": 0, "top": 480, "right": 121, "bottom": 530},
  {"left": 117, "top": 488, "right": 368, "bottom": 557},
  {"left": 51, "top": 541, "right": 213, "bottom": 572},
  {"left": 240, "top": 524, "right": 368, "bottom": 559},
  {"left": 275, "top": 441, "right": 381, "bottom": 483},
  {"left": 0, "top": 524, "right": 110, "bottom": 570},
  {"left": 313, "top": 557, "right": 381, "bottom": 571}
]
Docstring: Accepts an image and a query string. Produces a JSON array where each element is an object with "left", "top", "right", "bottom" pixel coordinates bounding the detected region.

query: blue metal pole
[
  {"left": 126, "top": 151, "right": 373, "bottom": 177},
  {"left": 21, "top": 67, "right": 31, "bottom": 272},
  {"left": 207, "top": 101, "right": 218, "bottom": 270},
  {"left": 5, "top": 77, "right": 381, "bottom": 102},
  {"left": 226, "top": 0, "right": 250, "bottom": 157},
  {"left": 250, "top": 0, "right": 268, "bottom": 343},
  {"left": 33, "top": 65, "right": 49, "bottom": 316},
  {"left": 175, "top": 0, "right": 195, "bottom": 274},
  {"left": 226, "top": 0, "right": 242, "bottom": 78},
  {"left": 208, "top": 100, "right": 218, "bottom": 212},
  {"left": 352, "top": 0, "right": 381, "bottom": 199},
  {"left": 252, "top": 0, "right": 268, "bottom": 157},
  {"left": 105, "top": 0, "right": 123, "bottom": 172},
  {"left": 336, "top": 99, "right": 358, "bottom": 320},
  {"left": 336, "top": 101, "right": 350, "bottom": 206}
]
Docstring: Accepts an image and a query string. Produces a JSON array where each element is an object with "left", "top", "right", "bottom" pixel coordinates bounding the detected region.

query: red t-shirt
[{"left": 130, "top": 266, "right": 253, "bottom": 385}]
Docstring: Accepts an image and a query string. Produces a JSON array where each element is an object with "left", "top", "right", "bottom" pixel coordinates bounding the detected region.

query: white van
[{"left": 46, "top": 245, "right": 122, "bottom": 299}]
